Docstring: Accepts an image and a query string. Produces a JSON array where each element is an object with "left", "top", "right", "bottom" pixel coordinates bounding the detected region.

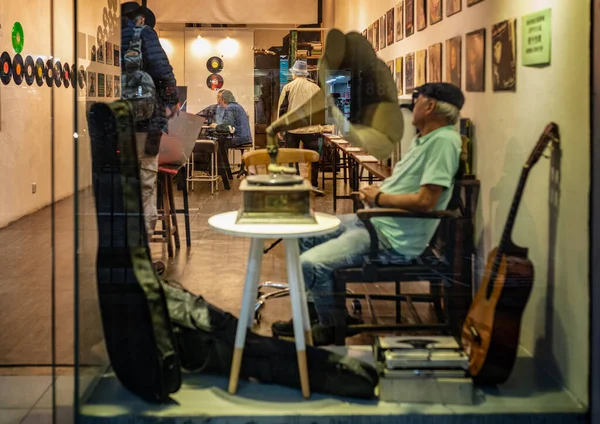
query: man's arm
[
  {"left": 141, "top": 27, "right": 179, "bottom": 106},
  {"left": 360, "top": 184, "right": 444, "bottom": 212}
]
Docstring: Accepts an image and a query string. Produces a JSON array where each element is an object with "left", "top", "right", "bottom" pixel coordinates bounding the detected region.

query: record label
[
  {"left": 35, "top": 57, "right": 44, "bottom": 86},
  {"left": 24, "top": 55, "right": 34, "bottom": 85},
  {"left": 206, "top": 74, "right": 224, "bottom": 91},
  {"left": 206, "top": 56, "right": 224, "bottom": 73},
  {"left": 12, "top": 22, "right": 24, "bottom": 54},
  {"left": 12, "top": 54, "right": 23, "bottom": 85},
  {"left": 0, "top": 52, "right": 12, "bottom": 85}
]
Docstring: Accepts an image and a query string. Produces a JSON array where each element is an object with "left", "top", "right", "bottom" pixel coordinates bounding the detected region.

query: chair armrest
[{"left": 356, "top": 208, "right": 460, "bottom": 259}]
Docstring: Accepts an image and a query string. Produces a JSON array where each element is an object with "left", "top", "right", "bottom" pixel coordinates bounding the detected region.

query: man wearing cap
[
  {"left": 121, "top": 2, "right": 180, "bottom": 274},
  {"left": 276, "top": 60, "right": 323, "bottom": 191},
  {"left": 272, "top": 82, "right": 464, "bottom": 345}
]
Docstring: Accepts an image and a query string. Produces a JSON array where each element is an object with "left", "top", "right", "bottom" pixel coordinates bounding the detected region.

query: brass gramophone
[{"left": 236, "top": 29, "right": 405, "bottom": 224}]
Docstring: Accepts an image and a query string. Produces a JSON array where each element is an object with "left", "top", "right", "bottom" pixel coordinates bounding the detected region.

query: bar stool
[
  {"left": 229, "top": 143, "right": 253, "bottom": 177},
  {"left": 153, "top": 164, "right": 191, "bottom": 257},
  {"left": 187, "top": 139, "right": 222, "bottom": 194}
]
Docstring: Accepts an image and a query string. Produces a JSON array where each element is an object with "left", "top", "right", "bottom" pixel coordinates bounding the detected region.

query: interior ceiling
[{"left": 147, "top": 0, "right": 319, "bottom": 25}]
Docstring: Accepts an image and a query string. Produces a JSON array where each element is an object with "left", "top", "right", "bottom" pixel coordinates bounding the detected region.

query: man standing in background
[
  {"left": 121, "top": 2, "right": 180, "bottom": 274},
  {"left": 276, "top": 60, "right": 323, "bottom": 192}
]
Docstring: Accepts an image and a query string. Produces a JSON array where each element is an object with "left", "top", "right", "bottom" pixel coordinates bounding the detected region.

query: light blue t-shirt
[{"left": 373, "top": 125, "right": 462, "bottom": 259}]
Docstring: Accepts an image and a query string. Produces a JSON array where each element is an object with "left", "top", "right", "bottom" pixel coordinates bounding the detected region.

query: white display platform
[{"left": 79, "top": 347, "right": 586, "bottom": 424}]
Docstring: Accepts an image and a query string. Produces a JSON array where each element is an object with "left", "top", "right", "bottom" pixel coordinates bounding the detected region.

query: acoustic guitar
[{"left": 461, "top": 123, "right": 560, "bottom": 385}]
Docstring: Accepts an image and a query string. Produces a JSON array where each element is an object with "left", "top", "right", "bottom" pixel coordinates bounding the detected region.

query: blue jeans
[{"left": 299, "top": 214, "right": 408, "bottom": 325}]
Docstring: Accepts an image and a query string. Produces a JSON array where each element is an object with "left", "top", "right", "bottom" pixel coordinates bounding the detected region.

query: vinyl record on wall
[
  {"left": 35, "top": 57, "right": 45, "bottom": 86},
  {"left": 12, "top": 54, "right": 24, "bottom": 85},
  {"left": 63, "top": 63, "right": 71, "bottom": 88},
  {"left": 24, "top": 55, "right": 35, "bottom": 85},
  {"left": 78, "top": 66, "right": 86, "bottom": 89},
  {"left": 0, "top": 52, "right": 12, "bottom": 85},
  {"left": 11, "top": 22, "right": 25, "bottom": 54},
  {"left": 206, "top": 73, "right": 224, "bottom": 91},
  {"left": 53, "top": 61, "right": 62, "bottom": 87},
  {"left": 206, "top": 56, "right": 224, "bottom": 73},
  {"left": 45, "top": 59, "right": 54, "bottom": 87},
  {"left": 70, "top": 64, "right": 76, "bottom": 87}
]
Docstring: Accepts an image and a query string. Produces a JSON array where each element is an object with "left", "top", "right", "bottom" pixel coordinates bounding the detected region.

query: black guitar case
[
  {"left": 87, "top": 100, "right": 182, "bottom": 403},
  {"left": 162, "top": 280, "right": 379, "bottom": 399}
]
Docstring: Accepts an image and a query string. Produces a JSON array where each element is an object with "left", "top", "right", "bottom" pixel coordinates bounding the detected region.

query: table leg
[
  {"left": 284, "top": 239, "right": 311, "bottom": 398},
  {"left": 228, "top": 238, "right": 264, "bottom": 395},
  {"left": 333, "top": 145, "right": 338, "bottom": 212}
]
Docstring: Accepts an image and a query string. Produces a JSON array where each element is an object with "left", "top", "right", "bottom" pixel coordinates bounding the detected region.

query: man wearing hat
[
  {"left": 276, "top": 59, "right": 323, "bottom": 191},
  {"left": 272, "top": 82, "right": 465, "bottom": 345},
  {"left": 121, "top": 2, "right": 180, "bottom": 274}
]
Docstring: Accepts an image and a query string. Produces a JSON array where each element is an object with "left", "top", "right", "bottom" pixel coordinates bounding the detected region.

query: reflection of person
[
  {"left": 121, "top": 2, "right": 180, "bottom": 274},
  {"left": 466, "top": 32, "right": 484, "bottom": 91},
  {"left": 209, "top": 89, "right": 252, "bottom": 147},
  {"left": 272, "top": 83, "right": 464, "bottom": 345},
  {"left": 492, "top": 24, "right": 515, "bottom": 90},
  {"left": 276, "top": 60, "right": 322, "bottom": 189}
]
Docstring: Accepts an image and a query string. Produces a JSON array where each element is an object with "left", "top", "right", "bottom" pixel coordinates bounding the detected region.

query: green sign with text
[{"left": 522, "top": 8, "right": 552, "bottom": 66}]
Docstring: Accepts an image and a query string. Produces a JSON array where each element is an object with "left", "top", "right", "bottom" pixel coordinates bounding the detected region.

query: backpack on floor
[
  {"left": 161, "top": 280, "right": 379, "bottom": 399},
  {"left": 87, "top": 100, "right": 181, "bottom": 403},
  {"left": 121, "top": 24, "right": 156, "bottom": 121}
]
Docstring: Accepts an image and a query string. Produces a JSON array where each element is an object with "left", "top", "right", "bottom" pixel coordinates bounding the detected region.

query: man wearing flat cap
[
  {"left": 121, "top": 1, "right": 180, "bottom": 274},
  {"left": 273, "top": 82, "right": 465, "bottom": 345}
]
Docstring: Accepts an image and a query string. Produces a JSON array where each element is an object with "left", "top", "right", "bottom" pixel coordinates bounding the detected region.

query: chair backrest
[{"left": 242, "top": 147, "right": 320, "bottom": 176}]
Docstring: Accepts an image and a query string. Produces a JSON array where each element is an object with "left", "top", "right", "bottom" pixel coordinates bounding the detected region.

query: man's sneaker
[{"left": 271, "top": 302, "right": 320, "bottom": 338}]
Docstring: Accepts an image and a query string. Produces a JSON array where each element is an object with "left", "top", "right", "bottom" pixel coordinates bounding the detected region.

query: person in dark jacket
[{"left": 121, "top": 2, "right": 180, "bottom": 275}]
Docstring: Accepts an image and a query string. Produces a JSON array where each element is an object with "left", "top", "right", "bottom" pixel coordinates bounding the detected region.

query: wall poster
[
  {"left": 492, "top": 18, "right": 517, "bottom": 91},
  {"left": 445, "top": 36, "right": 461, "bottom": 88},
  {"left": 395, "top": 1, "right": 404, "bottom": 42},
  {"left": 405, "top": 52, "right": 415, "bottom": 93},
  {"left": 416, "top": 49, "right": 427, "bottom": 86},
  {"left": 522, "top": 8, "right": 551, "bottom": 66},
  {"left": 428, "top": 42, "right": 442, "bottom": 83},
  {"left": 466, "top": 28, "right": 485, "bottom": 92}
]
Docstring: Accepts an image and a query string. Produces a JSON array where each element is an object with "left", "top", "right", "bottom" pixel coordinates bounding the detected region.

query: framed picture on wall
[
  {"left": 114, "top": 45, "right": 120, "bottom": 67},
  {"left": 87, "top": 71, "right": 96, "bottom": 97},
  {"left": 405, "top": 0, "right": 414, "bottom": 37},
  {"left": 492, "top": 18, "right": 517, "bottom": 91},
  {"left": 396, "top": 1, "right": 404, "bottom": 42},
  {"left": 362, "top": 29, "right": 367, "bottom": 38},
  {"left": 387, "top": 8, "right": 395, "bottom": 46},
  {"left": 106, "top": 42, "right": 113, "bottom": 66},
  {"left": 97, "top": 42, "right": 105, "bottom": 64},
  {"left": 395, "top": 56, "right": 404, "bottom": 95},
  {"left": 445, "top": 35, "right": 462, "bottom": 87},
  {"left": 467, "top": 0, "right": 485, "bottom": 6},
  {"left": 88, "top": 35, "right": 96, "bottom": 62},
  {"left": 368, "top": 24, "right": 374, "bottom": 47},
  {"left": 405, "top": 52, "right": 415, "bottom": 93},
  {"left": 447, "top": 0, "right": 461, "bottom": 17},
  {"left": 114, "top": 75, "right": 121, "bottom": 97},
  {"left": 77, "top": 32, "right": 87, "bottom": 60},
  {"left": 106, "top": 74, "right": 113, "bottom": 97},
  {"left": 98, "top": 73, "right": 105, "bottom": 97},
  {"left": 387, "top": 60, "right": 394, "bottom": 75},
  {"left": 416, "top": 49, "right": 427, "bottom": 86},
  {"left": 380, "top": 15, "right": 387, "bottom": 50},
  {"left": 430, "top": 0, "right": 442, "bottom": 25},
  {"left": 416, "top": 0, "right": 427, "bottom": 32},
  {"left": 374, "top": 19, "right": 380, "bottom": 51},
  {"left": 428, "top": 43, "right": 442, "bottom": 82},
  {"left": 466, "top": 28, "right": 486, "bottom": 92}
]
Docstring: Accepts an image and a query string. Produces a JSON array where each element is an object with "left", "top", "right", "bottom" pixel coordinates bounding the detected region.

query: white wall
[
  {"left": 159, "top": 29, "right": 255, "bottom": 142},
  {"left": 335, "top": 0, "right": 590, "bottom": 406},
  {"left": 254, "top": 30, "right": 287, "bottom": 50}
]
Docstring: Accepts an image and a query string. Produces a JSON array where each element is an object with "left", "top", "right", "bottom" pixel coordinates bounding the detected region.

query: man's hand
[
  {"left": 359, "top": 185, "right": 381, "bottom": 207},
  {"left": 209, "top": 123, "right": 217, "bottom": 128},
  {"left": 277, "top": 132, "right": 285, "bottom": 141},
  {"left": 166, "top": 102, "right": 181, "bottom": 118}
]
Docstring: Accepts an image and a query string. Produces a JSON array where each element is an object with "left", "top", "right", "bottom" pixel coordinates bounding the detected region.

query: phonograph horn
[{"left": 266, "top": 28, "right": 404, "bottom": 162}]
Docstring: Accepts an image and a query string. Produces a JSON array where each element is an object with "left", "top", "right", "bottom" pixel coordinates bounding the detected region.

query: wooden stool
[{"left": 153, "top": 165, "right": 191, "bottom": 256}]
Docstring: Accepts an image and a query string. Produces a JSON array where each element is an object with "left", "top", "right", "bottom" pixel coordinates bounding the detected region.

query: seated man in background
[
  {"left": 210, "top": 89, "right": 252, "bottom": 147},
  {"left": 272, "top": 82, "right": 465, "bottom": 345}
]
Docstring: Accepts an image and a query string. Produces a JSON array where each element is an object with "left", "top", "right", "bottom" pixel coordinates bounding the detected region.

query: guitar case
[
  {"left": 162, "top": 280, "right": 379, "bottom": 399},
  {"left": 87, "top": 100, "right": 182, "bottom": 403}
]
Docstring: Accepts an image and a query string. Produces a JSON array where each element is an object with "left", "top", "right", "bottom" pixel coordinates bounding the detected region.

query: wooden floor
[{"left": 0, "top": 166, "right": 435, "bottom": 373}]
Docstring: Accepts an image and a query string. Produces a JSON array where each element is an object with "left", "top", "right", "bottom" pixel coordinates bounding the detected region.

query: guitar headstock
[{"left": 525, "top": 123, "right": 560, "bottom": 168}]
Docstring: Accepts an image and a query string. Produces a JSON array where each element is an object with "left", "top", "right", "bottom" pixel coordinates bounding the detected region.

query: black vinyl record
[
  {"left": 206, "top": 73, "right": 224, "bottom": 91},
  {"left": 24, "top": 55, "right": 35, "bottom": 86},
  {"left": 0, "top": 52, "right": 12, "bottom": 85},
  {"left": 53, "top": 61, "right": 62, "bottom": 87},
  {"left": 12, "top": 54, "right": 24, "bottom": 85},
  {"left": 70, "top": 64, "right": 76, "bottom": 88},
  {"left": 78, "top": 66, "right": 86, "bottom": 89},
  {"left": 206, "top": 56, "right": 224, "bottom": 73},
  {"left": 45, "top": 59, "right": 54, "bottom": 87},
  {"left": 63, "top": 63, "right": 71, "bottom": 88},
  {"left": 35, "top": 57, "right": 45, "bottom": 86}
]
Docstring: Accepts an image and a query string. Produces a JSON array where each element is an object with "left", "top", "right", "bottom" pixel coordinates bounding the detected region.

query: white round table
[{"left": 208, "top": 211, "right": 341, "bottom": 399}]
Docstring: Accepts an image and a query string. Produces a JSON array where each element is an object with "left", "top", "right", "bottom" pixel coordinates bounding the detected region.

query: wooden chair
[{"left": 243, "top": 148, "right": 321, "bottom": 322}]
